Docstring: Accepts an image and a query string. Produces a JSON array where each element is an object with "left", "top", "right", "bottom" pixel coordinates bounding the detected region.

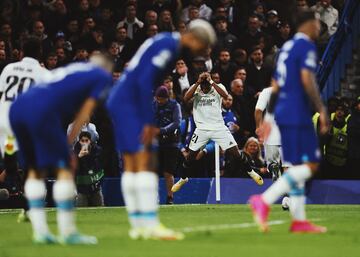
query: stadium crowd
[{"left": 0, "top": 0, "right": 359, "bottom": 207}]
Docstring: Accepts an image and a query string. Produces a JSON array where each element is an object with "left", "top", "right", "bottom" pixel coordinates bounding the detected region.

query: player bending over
[
  {"left": 10, "top": 54, "right": 113, "bottom": 244},
  {"left": 249, "top": 10, "right": 329, "bottom": 233},
  {"left": 172, "top": 72, "right": 263, "bottom": 192},
  {"left": 107, "top": 19, "right": 216, "bottom": 240}
]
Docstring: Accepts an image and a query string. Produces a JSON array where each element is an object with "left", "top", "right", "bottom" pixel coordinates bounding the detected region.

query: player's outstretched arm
[
  {"left": 301, "top": 69, "right": 329, "bottom": 134},
  {"left": 67, "top": 98, "right": 97, "bottom": 144}
]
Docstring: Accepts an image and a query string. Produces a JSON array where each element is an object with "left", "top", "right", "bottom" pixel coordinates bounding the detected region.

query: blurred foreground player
[
  {"left": 249, "top": 10, "right": 329, "bottom": 233},
  {"left": 107, "top": 19, "right": 216, "bottom": 240},
  {"left": 10, "top": 54, "right": 113, "bottom": 244}
]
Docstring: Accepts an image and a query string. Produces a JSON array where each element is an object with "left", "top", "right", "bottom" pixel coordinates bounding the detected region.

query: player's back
[
  {"left": 0, "top": 57, "right": 50, "bottom": 131},
  {"left": 274, "top": 33, "right": 318, "bottom": 127},
  {"left": 13, "top": 62, "right": 111, "bottom": 121},
  {"left": 108, "top": 32, "right": 180, "bottom": 103}
]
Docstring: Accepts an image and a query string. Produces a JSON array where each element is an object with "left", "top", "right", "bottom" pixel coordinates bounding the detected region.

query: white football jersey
[
  {"left": 255, "top": 87, "right": 281, "bottom": 146},
  {"left": 192, "top": 83, "right": 227, "bottom": 130},
  {"left": 0, "top": 57, "right": 50, "bottom": 136}
]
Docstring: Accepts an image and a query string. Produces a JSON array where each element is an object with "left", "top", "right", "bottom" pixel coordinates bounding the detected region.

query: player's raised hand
[{"left": 141, "top": 125, "right": 160, "bottom": 146}]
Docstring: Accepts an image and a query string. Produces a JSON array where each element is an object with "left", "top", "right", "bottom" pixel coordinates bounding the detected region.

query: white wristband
[{"left": 209, "top": 79, "right": 214, "bottom": 85}]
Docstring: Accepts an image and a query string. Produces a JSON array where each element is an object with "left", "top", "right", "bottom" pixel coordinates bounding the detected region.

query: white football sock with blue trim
[
  {"left": 53, "top": 179, "right": 77, "bottom": 236},
  {"left": 290, "top": 182, "right": 306, "bottom": 220},
  {"left": 121, "top": 171, "right": 141, "bottom": 228},
  {"left": 135, "top": 171, "right": 159, "bottom": 228},
  {"left": 262, "top": 165, "right": 311, "bottom": 205},
  {"left": 25, "top": 178, "right": 49, "bottom": 236}
]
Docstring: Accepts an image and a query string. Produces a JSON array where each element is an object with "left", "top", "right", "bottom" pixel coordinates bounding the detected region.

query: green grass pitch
[{"left": 0, "top": 205, "right": 359, "bottom": 257}]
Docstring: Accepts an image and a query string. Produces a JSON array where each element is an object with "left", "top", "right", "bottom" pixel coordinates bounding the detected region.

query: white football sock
[
  {"left": 24, "top": 179, "right": 50, "bottom": 236},
  {"left": 290, "top": 182, "right": 306, "bottom": 221},
  {"left": 290, "top": 195, "right": 306, "bottom": 221},
  {"left": 53, "top": 179, "right": 77, "bottom": 236},
  {"left": 262, "top": 165, "right": 311, "bottom": 205},
  {"left": 121, "top": 171, "right": 140, "bottom": 228},
  {"left": 135, "top": 171, "right": 159, "bottom": 228}
]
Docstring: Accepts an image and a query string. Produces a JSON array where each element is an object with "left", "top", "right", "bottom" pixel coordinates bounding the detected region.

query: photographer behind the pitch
[{"left": 74, "top": 131, "right": 104, "bottom": 207}]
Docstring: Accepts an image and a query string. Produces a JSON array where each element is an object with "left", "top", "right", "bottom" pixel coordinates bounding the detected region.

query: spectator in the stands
[
  {"left": 117, "top": 3, "right": 144, "bottom": 39},
  {"left": 98, "top": 5, "right": 117, "bottom": 41},
  {"left": 75, "top": 0, "right": 91, "bottom": 22},
  {"left": 297, "top": 0, "right": 310, "bottom": 11},
  {"left": 158, "top": 9, "right": 175, "bottom": 32},
  {"left": 210, "top": 71, "right": 221, "bottom": 84},
  {"left": 73, "top": 46, "right": 89, "bottom": 62},
  {"left": 213, "top": 16, "right": 238, "bottom": 57},
  {"left": 45, "top": 52, "right": 58, "bottom": 70},
  {"left": 0, "top": 49, "right": 7, "bottom": 72},
  {"left": 154, "top": 86, "right": 182, "bottom": 204},
  {"left": 112, "top": 69, "right": 122, "bottom": 82},
  {"left": 176, "top": 20, "right": 187, "bottom": 34},
  {"left": 31, "top": 20, "right": 52, "bottom": 56},
  {"left": 66, "top": 17, "right": 80, "bottom": 45},
  {"left": 230, "top": 79, "right": 254, "bottom": 144},
  {"left": 234, "top": 67, "right": 247, "bottom": 83},
  {"left": 213, "top": 49, "right": 238, "bottom": 90},
  {"left": 0, "top": 23, "right": 13, "bottom": 58},
  {"left": 187, "top": 6, "right": 200, "bottom": 23},
  {"left": 144, "top": 10, "right": 158, "bottom": 27},
  {"left": 107, "top": 41, "right": 124, "bottom": 70},
  {"left": 243, "top": 137, "right": 267, "bottom": 174},
  {"left": 237, "top": 14, "right": 266, "bottom": 54},
  {"left": 172, "top": 59, "right": 194, "bottom": 98},
  {"left": 55, "top": 46, "right": 68, "bottom": 66},
  {"left": 311, "top": 0, "right": 338, "bottom": 37},
  {"left": 46, "top": 0, "right": 68, "bottom": 36},
  {"left": 115, "top": 26, "right": 133, "bottom": 63},
  {"left": 81, "top": 16, "right": 96, "bottom": 37},
  {"left": 276, "top": 20, "right": 292, "bottom": 48},
  {"left": 162, "top": 75, "right": 177, "bottom": 100},
  {"left": 181, "top": 0, "right": 212, "bottom": 23},
  {"left": 246, "top": 46, "right": 272, "bottom": 98},
  {"left": 264, "top": 10, "right": 280, "bottom": 39},
  {"left": 222, "top": 94, "right": 240, "bottom": 137}
]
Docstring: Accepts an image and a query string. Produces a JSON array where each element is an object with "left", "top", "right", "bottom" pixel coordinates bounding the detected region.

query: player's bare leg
[
  {"left": 226, "top": 146, "right": 264, "bottom": 185},
  {"left": 54, "top": 168, "right": 97, "bottom": 245}
]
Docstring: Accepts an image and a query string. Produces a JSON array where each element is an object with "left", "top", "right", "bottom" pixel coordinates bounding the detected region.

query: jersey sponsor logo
[
  {"left": 197, "top": 98, "right": 216, "bottom": 106},
  {"left": 152, "top": 50, "right": 172, "bottom": 68}
]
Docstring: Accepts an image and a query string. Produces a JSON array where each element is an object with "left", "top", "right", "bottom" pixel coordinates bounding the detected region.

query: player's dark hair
[
  {"left": 295, "top": 10, "right": 317, "bottom": 28},
  {"left": 22, "top": 36, "right": 42, "bottom": 59}
]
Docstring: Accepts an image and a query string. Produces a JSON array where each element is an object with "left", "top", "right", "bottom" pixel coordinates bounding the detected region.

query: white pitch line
[{"left": 181, "top": 220, "right": 287, "bottom": 233}]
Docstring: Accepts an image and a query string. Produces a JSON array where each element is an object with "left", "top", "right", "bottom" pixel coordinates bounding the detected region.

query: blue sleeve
[
  {"left": 160, "top": 102, "right": 182, "bottom": 134},
  {"left": 299, "top": 42, "right": 317, "bottom": 72}
]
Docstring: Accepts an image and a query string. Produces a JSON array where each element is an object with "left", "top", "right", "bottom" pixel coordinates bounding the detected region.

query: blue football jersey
[
  {"left": 107, "top": 32, "right": 181, "bottom": 124},
  {"left": 273, "top": 32, "right": 318, "bottom": 126},
  {"left": 15, "top": 62, "right": 112, "bottom": 121}
]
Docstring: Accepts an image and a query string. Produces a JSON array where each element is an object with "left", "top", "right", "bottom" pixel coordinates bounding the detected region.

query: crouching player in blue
[
  {"left": 9, "top": 54, "right": 113, "bottom": 244},
  {"left": 249, "top": 11, "right": 329, "bottom": 233},
  {"left": 107, "top": 19, "right": 216, "bottom": 240}
]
